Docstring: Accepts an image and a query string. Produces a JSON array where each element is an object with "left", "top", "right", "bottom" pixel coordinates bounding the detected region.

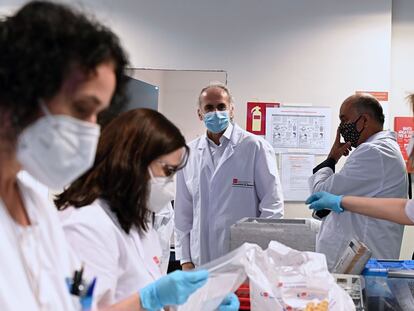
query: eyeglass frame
[{"left": 155, "top": 146, "right": 189, "bottom": 179}]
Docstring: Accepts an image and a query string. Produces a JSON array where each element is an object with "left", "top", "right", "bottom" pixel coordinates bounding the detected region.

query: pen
[{"left": 71, "top": 264, "right": 84, "bottom": 296}]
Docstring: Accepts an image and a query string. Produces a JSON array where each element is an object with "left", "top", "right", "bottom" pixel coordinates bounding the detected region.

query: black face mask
[{"left": 338, "top": 116, "right": 364, "bottom": 147}]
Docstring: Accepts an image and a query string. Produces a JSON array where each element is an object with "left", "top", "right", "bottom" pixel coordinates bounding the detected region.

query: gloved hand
[
  {"left": 139, "top": 269, "right": 208, "bottom": 311},
  {"left": 218, "top": 293, "right": 240, "bottom": 311},
  {"left": 305, "top": 191, "right": 344, "bottom": 213}
]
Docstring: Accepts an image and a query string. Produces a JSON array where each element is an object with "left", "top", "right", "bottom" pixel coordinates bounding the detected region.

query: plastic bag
[
  {"left": 177, "top": 242, "right": 355, "bottom": 311},
  {"left": 249, "top": 241, "right": 355, "bottom": 310},
  {"left": 176, "top": 243, "right": 259, "bottom": 311}
]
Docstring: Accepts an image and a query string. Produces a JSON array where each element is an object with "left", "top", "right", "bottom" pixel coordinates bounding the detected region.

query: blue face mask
[{"left": 203, "top": 111, "right": 230, "bottom": 133}]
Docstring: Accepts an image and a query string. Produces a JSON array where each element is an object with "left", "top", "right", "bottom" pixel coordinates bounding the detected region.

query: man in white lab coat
[
  {"left": 175, "top": 83, "right": 284, "bottom": 269},
  {"left": 309, "top": 93, "right": 407, "bottom": 270}
]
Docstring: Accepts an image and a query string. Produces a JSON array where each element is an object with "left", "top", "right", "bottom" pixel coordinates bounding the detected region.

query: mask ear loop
[
  {"left": 354, "top": 115, "right": 366, "bottom": 134},
  {"left": 148, "top": 166, "right": 155, "bottom": 180},
  {"left": 38, "top": 99, "right": 52, "bottom": 117}
]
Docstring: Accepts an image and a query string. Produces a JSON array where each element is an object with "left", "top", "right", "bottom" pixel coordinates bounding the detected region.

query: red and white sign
[
  {"left": 246, "top": 102, "right": 280, "bottom": 135},
  {"left": 355, "top": 91, "right": 389, "bottom": 102},
  {"left": 394, "top": 116, "right": 414, "bottom": 172}
]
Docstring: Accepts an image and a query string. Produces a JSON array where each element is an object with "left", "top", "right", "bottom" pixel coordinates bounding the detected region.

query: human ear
[
  {"left": 229, "top": 104, "right": 235, "bottom": 121},
  {"left": 197, "top": 108, "right": 203, "bottom": 121}
]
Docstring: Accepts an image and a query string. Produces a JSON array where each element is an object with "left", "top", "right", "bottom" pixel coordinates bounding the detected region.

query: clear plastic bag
[
  {"left": 176, "top": 242, "right": 355, "bottom": 311},
  {"left": 176, "top": 243, "right": 258, "bottom": 311}
]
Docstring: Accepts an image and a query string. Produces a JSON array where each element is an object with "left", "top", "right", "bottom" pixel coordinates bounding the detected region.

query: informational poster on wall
[
  {"left": 246, "top": 102, "right": 280, "bottom": 136},
  {"left": 281, "top": 154, "right": 315, "bottom": 201},
  {"left": 265, "top": 107, "right": 332, "bottom": 154},
  {"left": 394, "top": 116, "right": 414, "bottom": 172}
]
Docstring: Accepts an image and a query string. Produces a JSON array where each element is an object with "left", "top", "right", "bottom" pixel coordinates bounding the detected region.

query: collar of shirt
[
  {"left": 365, "top": 130, "right": 396, "bottom": 144},
  {"left": 206, "top": 122, "right": 234, "bottom": 149}
]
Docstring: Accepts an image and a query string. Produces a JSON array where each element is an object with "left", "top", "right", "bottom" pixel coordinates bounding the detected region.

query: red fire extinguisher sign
[{"left": 246, "top": 102, "right": 280, "bottom": 135}]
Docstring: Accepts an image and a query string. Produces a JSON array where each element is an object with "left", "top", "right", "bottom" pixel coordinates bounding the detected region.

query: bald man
[
  {"left": 175, "top": 83, "right": 284, "bottom": 268},
  {"left": 309, "top": 94, "right": 407, "bottom": 270}
]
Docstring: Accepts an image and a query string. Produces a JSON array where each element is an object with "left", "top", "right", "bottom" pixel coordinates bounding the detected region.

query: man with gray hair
[
  {"left": 175, "top": 83, "right": 284, "bottom": 269},
  {"left": 309, "top": 93, "right": 408, "bottom": 270}
]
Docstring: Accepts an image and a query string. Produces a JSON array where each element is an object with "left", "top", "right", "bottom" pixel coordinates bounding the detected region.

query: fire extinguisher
[{"left": 251, "top": 106, "right": 262, "bottom": 132}]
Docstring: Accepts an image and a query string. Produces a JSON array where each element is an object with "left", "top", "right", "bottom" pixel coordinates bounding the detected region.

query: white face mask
[
  {"left": 148, "top": 168, "right": 176, "bottom": 213},
  {"left": 17, "top": 103, "right": 100, "bottom": 189}
]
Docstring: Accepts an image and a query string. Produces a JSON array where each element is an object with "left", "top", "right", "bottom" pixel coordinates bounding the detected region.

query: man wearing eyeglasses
[{"left": 175, "top": 83, "right": 284, "bottom": 269}]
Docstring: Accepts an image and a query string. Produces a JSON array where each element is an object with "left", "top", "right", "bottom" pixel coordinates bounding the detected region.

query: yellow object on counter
[{"left": 304, "top": 299, "right": 329, "bottom": 311}]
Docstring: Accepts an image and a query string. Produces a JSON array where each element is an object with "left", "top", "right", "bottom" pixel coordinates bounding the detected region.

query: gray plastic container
[{"left": 229, "top": 217, "right": 320, "bottom": 252}]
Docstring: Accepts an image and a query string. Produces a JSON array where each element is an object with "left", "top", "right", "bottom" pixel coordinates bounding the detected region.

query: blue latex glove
[
  {"left": 305, "top": 191, "right": 344, "bottom": 213},
  {"left": 139, "top": 269, "right": 208, "bottom": 311},
  {"left": 218, "top": 293, "right": 240, "bottom": 311}
]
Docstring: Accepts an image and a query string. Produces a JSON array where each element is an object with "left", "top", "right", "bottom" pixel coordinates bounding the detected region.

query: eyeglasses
[
  {"left": 157, "top": 160, "right": 180, "bottom": 178},
  {"left": 155, "top": 148, "right": 189, "bottom": 178}
]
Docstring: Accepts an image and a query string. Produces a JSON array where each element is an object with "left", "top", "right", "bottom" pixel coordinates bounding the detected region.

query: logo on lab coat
[
  {"left": 232, "top": 178, "right": 254, "bottom": 188},
  {"left": 259, "top": 291, "right": 275, "bottom": 299}
]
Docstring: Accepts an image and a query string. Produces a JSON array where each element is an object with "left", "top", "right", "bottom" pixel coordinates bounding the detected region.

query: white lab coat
[
  {"left": 175, "top": 123, "right": 284, "bottom": 266},
  {"left": 0, "top": 171, "right": 79, "bottom": 311},
  {"left": 309, "top": 131, "right": 407, "bottom": 270},
  {"left": 60, "top": 199, "right": 163, "bottom": 308},
  {"left": 405, "top": 200, "right": 414, "bottom": 223},
  {"left": 153, "top": 203, "right": 174, "bottom": 274}
]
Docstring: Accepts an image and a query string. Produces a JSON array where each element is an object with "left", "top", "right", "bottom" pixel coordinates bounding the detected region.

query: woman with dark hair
[
  {"left": 55, "top": 108, "right": 190, "bottom": 307},
  {"left": 55, "top": 108, "right": 239, "bottom": 310},
  {"left": 0, "top": 1, "right": 237, "bottom": 310}
]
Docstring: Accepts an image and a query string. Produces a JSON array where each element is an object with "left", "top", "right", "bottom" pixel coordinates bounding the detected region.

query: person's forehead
[
  {"left": 339, "top": 100, "right": 356, "bottom": 116},
  {"left": 201, "top": 87, "right": 229, "bottom": 103},
  {"left": 159, "top": 148, "right": 183, "bottom": 165},
  {"left": 70, "top": 63, "right": 115, "bottom": 103}
]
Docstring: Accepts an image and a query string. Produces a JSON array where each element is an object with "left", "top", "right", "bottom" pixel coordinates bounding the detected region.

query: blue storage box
[
  {"left": 362, "top": 259, "right": 414, "bottom": 311},
  {"left": 363, "top": 259, "right": 414, "bottom": 276}
]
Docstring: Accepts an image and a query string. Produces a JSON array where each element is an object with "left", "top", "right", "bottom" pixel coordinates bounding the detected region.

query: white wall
[
  {"left": 128, "top": 69, "right": 227, "bottom": 141},
  {"left": 89, "top": 0, "right": 392, "bottom": 122},
  {"left": 390, "top": 0, "right": 414, "bottom": 122},
  {"left": 391, "top": 0, "right": 414, "bottom": 259},
  {"left": 0, "top": 0, "right": 392, "bottom": 138}
]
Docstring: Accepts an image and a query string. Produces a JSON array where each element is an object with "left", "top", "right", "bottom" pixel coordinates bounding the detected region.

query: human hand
[
  {"left": 306, "top": 191, "right": 344, "bottom": 213},
  {"left": 139, "top": 269, "right": 208, "bottom": 310},
  {"left": 328, "top": 129, "right": 352, "bottom": 163},
  {"left": 218, "top": 293, "right": 240, "bottom": 311},
  {"left": 181, "top": 262, "right": 195, "bottom": 271}
]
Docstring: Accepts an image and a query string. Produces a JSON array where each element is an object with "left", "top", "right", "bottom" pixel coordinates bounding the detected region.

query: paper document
[
  {"left": 281, "top": 154, "right": 315, "bottom": 201},
  {"left": 265, "top": 107, "right": 332, "bottom": 154}
]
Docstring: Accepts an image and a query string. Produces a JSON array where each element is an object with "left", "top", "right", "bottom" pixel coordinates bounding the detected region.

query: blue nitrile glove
[
  {"left": 218, "top": 293, "right": 240, "bottom": 311},
  {"left": 139, "top": 269, "right": 209, "bottom": 311},
  {"left": 305, "top": 191, "right": 344, "bottom": 213}
]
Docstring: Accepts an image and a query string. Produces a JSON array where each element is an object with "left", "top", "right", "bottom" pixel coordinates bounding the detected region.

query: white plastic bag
[
  {"left": 177, "top": 242, "right": 355, "bottom": 311},
  {"left": 249, "top": 241, "right": 355, "bottom": 311},
  {"left": 177, "top": 243, "right": 259, "bottom": 311}
]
